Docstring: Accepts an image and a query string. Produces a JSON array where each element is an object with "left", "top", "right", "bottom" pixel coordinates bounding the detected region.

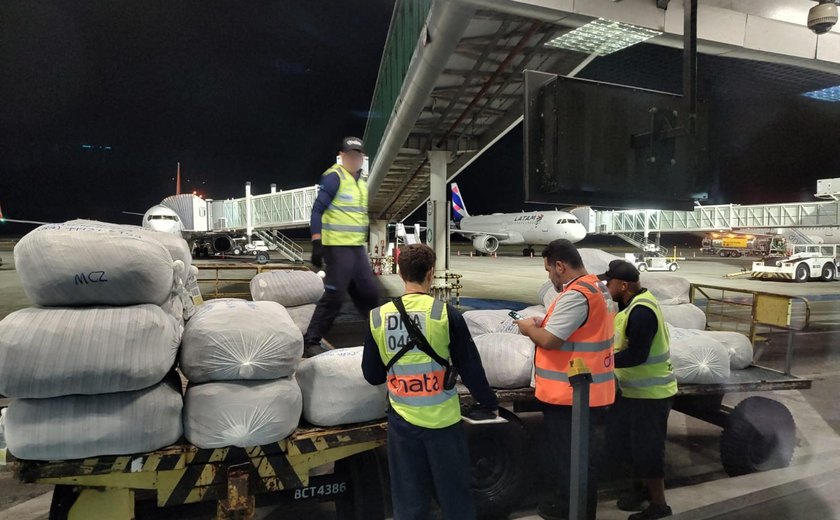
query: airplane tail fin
[{"left": 451, "top": 183, "right": 469, "bottom": 222}]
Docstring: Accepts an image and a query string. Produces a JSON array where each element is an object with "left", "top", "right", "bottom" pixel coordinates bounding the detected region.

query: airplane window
[{"left": 557, "top": 219, "right": 566, "bottom": 224}]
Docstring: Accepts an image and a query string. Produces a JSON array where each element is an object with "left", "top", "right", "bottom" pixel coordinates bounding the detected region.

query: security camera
[{"left": 809, "top": 1, "right": 838, "bottom": 35}]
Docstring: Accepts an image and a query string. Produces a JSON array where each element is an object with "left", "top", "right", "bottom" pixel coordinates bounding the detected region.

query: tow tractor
[
  {"left": 625, "top": 249, "right": 682, "bottom": 273},
  {"left": 751, "top": 244, "right": 840, "bottom": 282}
]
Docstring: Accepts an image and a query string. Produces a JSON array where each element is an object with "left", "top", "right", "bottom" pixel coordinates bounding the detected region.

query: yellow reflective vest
[
  {"left": 370, "top": 294, "right": 461, "bottom": 429},
  {"left": 321, "top": 164, "right": 368, "bottom": 246},
  {"left": 614, "top": 290, "right": 678, "bottom": 399}
]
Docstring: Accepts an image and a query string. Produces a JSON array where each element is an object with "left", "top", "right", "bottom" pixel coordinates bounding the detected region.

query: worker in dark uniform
[
  {"left": 600, "top": 260, "right": 677, "bottom": 520},
  {"left": 304, "top": 136, "right": 379, "bottom": 358},
  {"left": 363, "top": 244, "right": 498, "bottom": 520}
]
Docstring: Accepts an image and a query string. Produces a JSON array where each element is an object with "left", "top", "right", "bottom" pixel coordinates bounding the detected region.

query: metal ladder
[
  {"left": 784, "top": 228, "right": 817, "bottom": 245},
  {"left": 254, "top": 230, "right": 304, "bottom": 263},
  {"left": 616, "top": 232, "right": 667, "bottom": 255}
]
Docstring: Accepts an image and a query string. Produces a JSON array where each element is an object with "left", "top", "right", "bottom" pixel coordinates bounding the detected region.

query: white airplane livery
[{"left": 450, "top": 183, "right": 587, "bottom": 256}]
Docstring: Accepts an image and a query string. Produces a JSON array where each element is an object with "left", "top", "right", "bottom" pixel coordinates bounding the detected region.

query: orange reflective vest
[{"left": 534, "top": 274, "right": 615, "bottom": 407}]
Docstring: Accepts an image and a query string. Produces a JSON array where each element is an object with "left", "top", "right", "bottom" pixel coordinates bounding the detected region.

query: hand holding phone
[{"left": 508, "top": 310, "right": 524, "bottom": 320}]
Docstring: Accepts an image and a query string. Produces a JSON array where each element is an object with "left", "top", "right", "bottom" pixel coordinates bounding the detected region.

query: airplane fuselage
[{"left": 459, "top": 210, "right": 586, "bottom": 245}]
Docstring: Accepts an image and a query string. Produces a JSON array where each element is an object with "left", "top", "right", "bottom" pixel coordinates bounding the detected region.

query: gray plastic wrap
[
  {"left": 285, "top": 304, "right": 316, "bottom": 335},
  {"left": 668, "top": 329, "right": 731, "bottom": 384},
  {"left": 180, "top": 299, "right": 303, "bottom": 382},
  {"left": 474, "top": 333, "right": 535, "bottom": 389},
  {"left": 250, "top": 270, "right": 324, "bottom": 306},
  {"left": 183, "top": 379, "right": 302, "bottom": 449},
  {"left": 5, "top": 379, "right": 183, "bottom": 460},
  {"left": 660, "top": 303, "right": 707, "bottom": 330},
  {"left": 14, "top": 222, "right": 178, "bottom": 306},
  {"left": 666, "top": 324, "right": 753, "bottom": 370},
  {"left": 0, "top": 305, "right": 181, "bottom": 398},
  {"left": 296, "top": 347, "right": 387, "bottom": 426}
]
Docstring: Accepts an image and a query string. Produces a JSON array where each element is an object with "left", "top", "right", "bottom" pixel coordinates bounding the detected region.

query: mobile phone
[{"left": 508, "top": 310, "right": 524, "bottom": 320}]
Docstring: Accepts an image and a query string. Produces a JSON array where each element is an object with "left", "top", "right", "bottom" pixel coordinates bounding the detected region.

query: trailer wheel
[
  {"left": 232, "top": 247, "right": 242, "bottom": 255},
  {"left": 255, "top": 252, "right": 270, "bottom": 265},
  {"left": 794, "top": 264, "right": 809, "bottom": 283},
  {"left": 49, "top": 485, "right": 79, "bottom": 520},
  {"left": 467, "top": 410, "right": 531, "bottom": 519},
  {"left": 637, "top": 263, "right": 647, "bottom": 272},
  {"left": 668, "top": 263, "right": 678, "bottom": 272},
  {"left": 719, "top": 250, "right": 728, "bottom": 257},
  {"left": 821, "top": 262, "right": 835, "bottom": 282},
  {"left": 720, "top": 397, "right": 796, "bottom": 477},
  {"left": 335, "top": 451, "right": 386, "bottom": 520}
]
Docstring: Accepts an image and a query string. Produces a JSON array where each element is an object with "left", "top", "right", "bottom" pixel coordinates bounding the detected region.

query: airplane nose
[{"left": 571, "top": 224, "right": 587, "bottom": 243}]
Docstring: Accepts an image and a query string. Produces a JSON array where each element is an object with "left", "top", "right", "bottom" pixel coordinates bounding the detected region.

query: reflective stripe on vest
[
  {"left": 613, "top": 290, "right": 678, "bottom": 399},
  {"left": 370, "top": 294, "right": 461, "bottom": 428},
  {"left": 534, "top": 274, "right": 615, "bottom": 407},
  {"left": 321, "top": 164, "right": 369, "bottom": 246}
]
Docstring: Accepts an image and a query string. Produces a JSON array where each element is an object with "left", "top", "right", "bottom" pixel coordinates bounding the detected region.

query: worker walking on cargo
[
  {"left": 515, "top": 239, "right": 615, "bottom": 520},
  {"left": 363, "top": 243, "right": 498, "bottom": 520},
  {"left": 305, "top": 136, "right": 379, "bottom": 358},
  {"left": 600, "top": 260, "right": 677, "bottom": 520}
]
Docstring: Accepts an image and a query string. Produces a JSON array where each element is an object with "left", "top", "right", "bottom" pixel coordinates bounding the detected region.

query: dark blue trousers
[
  {"left": 386, "top": 410, "right": 476, "bottom": 520},
  {"left": 304, "top": 245, "right": 379, "bottom": 346}
]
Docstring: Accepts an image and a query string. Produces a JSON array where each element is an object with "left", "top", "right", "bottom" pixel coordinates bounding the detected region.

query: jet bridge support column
[
  {"left": 428, "top": 150, "right": 455, "bottom": 302},
  {"left": 246, "top": 182, "right": 253, "bottom": 244}
]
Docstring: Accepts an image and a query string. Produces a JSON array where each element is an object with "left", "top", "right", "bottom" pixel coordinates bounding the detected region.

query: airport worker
[
  {"left": 304, "top": 136, "right": 379, "bottom": 358},
  {"left": 515, "top": 238, "right": 615, "bottom": 520},
  {"left": 600, "top": 259, "right": 677, "bottom": 520},
  {"left": 362, "top": 243, "right": 498, "bottom": 520}
]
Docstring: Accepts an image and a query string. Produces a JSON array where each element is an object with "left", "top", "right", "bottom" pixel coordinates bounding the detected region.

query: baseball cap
[
  {"left": 597, "top": 259, "right": 640, "bottom": 282},
  {"left": 340, "top": 136, "right": 365, "bottom": 154}
]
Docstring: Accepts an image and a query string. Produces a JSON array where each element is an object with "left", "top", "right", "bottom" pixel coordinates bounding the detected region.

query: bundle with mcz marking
[
  {"left": 0, "top": 305, "right": 181, "bottom": 398},
  {"left": 14, "top": 221, "right": 182, "bottom": 306}
]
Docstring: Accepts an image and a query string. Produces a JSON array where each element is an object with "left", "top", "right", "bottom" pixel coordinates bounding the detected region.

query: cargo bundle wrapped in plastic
[
  {"left": 666, "top": 324, "right": 753, "bottom": 370},
  {"left": 180, "top": 299, "right": 303, "bottom": 382},
  {"left": 668, "top": 328, "right": 731, "bottom": 384},
  {"left": 285, "top": 303, "right": 316, "bottom": 335},
  {"left": 463, "top": 307, "right": 546, "bottom": 337},
  {"left": 14, "top": 221, "right": 185, "bottom": 307},
  {"left": 4, "top": 377, "right": 184, "bottom": 460},
  {"left": 183, "top": 379, "right": 302, "bottom": 449},
  {"left": 250, "top": 269, "right": 324, "bottom": 307},
  {"left": 473, "top": 333, "right": 535, "bottom": 389},
  {"left": 296, "top": 347, "right": 387, "bottom": 427},
  {"left": 0, "top": 305, "right": 181, "bottom": 398},
  {"left": 660, "top": 303, "right": 707, "bottom": 331}
]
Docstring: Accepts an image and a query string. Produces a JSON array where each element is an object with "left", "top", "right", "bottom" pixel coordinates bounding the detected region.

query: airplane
[{"left": 450, "top": 183, "right": 587, "bottom": 256}]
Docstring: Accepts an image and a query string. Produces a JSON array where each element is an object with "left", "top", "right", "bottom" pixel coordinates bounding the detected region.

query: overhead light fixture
[
  {"left": 802, "top": 85, "right": 840, "bottom": 102},
  {"left": 545, "top": 18, "right": 662, "bottom": 56}
]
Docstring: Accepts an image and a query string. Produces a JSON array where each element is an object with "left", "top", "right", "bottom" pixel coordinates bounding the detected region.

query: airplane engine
[
  {"left": 472, "top": 235, "right": 499, "bottom": 254},
  {"left": 212, "top": 235, "right": 234, "bottom": 253}
]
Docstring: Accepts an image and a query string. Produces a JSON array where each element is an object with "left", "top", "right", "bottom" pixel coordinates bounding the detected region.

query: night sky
[{"left": 2, "top": 2, "right": 840, "bottom": 237}]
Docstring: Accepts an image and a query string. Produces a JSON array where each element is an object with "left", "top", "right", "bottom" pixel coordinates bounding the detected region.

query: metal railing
[
  {"left": 363, "top": 0, "right": 433, "bottom": 162},
  {"left": 253, "top": 230, "right": 304, "bottom": 263},
  {"left": 689, "top": 284, "right": 811, "bottom": 374}
]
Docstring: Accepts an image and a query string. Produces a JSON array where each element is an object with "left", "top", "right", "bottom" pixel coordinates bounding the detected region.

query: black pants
[
  {"left": 386, "top": 410, "right": 476, "bottom": 520},
  {"left": 304, "top": 245, "right": 379, "bottom": 346},
  {"left": 607, "top": 394, "right": 673, "bottom": 479},
  {"left": 542, "top": 402, "right": 606, "bottom": 520}
]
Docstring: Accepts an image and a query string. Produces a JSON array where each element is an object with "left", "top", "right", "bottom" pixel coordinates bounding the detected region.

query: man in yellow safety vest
[{"left": 600, "top": 259, "right": 677, "bottom": 520}]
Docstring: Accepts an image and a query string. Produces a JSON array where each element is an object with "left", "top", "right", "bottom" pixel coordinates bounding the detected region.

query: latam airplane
[{"left": 450, "top": 183, "right": 587, "bottom": 256}]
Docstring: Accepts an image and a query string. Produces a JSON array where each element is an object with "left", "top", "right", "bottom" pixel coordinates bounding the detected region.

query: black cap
[
  {"left": 340, "top": 136, "right": 365, "bottom": 154},
  {"left": 597, "top": 259, "right": 640, "bottom": 282}
]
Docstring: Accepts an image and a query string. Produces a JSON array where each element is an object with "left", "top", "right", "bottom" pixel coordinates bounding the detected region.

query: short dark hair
[
  {"left": 542, "top": 239, "right": 583, "bottom": 269},
  {"left": 398, "top": 244, "right": 436, "bottom": 283}
]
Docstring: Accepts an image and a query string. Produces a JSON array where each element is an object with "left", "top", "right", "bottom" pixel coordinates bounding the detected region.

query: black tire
[
  {"left": 467, "top": 410, "right": 532, "bottom": 519},
  {"left": 335, "top": 451, "right": 386, "bottom": 520},
  {"left": 49, "top": 485, "right": 79, "bottom": 520},
  {"left": 255, "top": 252, "right": 270, "bottom": 265},
  {"left": 668, "top": 263, "right": 678, "bottom": 272},
  {"left": 821, "top": 262, "right": 836, "bottom": 282},
  {"left": 720, "top": 397, "right": 796, "bottom": 477},
  {"left": 522, "top": 248, "right": 530, "bottom": 257},
  {"left": 719, "top": 250, "right": 728, "bottom": 257},
  {"left": 637, "top": 263, "right": 647, "bottom": 272},
  {"left": 794, "top": 263, "right": 809, "bottom": 283}
]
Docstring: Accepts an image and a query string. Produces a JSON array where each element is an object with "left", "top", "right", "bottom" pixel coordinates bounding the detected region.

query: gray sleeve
[{"left": 544, "top": 291, "right": 588, "bottom": 341}]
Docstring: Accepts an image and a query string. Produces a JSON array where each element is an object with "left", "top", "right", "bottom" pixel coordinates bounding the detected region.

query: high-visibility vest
[
  {"left": 370, "top": 294, "right": 461, "bottom": 429},
  {"left": 321, "top": 164, "right": 369, "bottom": 246},
  {"left": 613, "top": 290, "right": 678, "bottom": 399},
  {"left": 534, "top": 274, "right": 615, "bottom": 407}
]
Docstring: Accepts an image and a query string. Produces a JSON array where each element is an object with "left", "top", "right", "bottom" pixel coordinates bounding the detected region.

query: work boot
[
  {"left": 303, "top": 339, "right": 334, "bottom": 358},
  {"left": 617, "top": 483, "right": 650, "bottom": 512},
  {"left": 536, "top": 494, "right": 567, "bottom": 520},
  {"left": 628, "top": 504, "right": 672, "bottom": 520}
]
